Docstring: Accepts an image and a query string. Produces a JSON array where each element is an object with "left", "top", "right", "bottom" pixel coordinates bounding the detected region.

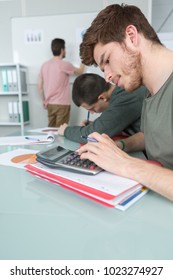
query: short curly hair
[{"left": 80, "top": 4, "right": 162, "bottom": 66}]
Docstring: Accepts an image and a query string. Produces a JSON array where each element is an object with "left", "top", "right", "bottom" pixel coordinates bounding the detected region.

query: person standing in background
[{"left": 38, "top": 38, "right": 85, "bottom": 127}]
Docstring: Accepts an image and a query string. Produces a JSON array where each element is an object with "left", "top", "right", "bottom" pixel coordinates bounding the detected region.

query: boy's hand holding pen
[
  {"left": 81, "top": 111, "right": 91, "bottom": 126},
  {"left": 81, "top": 111, "right": 98, "bottom": 142}
]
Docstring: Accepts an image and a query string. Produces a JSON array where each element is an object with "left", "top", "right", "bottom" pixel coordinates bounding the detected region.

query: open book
[{"left": 25, "top": 162, "right": 148, "bottom": 210}]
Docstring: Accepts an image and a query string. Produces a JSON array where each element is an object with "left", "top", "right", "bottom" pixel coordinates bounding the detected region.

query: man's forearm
[{"left": 126, "top": 157, "right": 173, "bottom": 201}]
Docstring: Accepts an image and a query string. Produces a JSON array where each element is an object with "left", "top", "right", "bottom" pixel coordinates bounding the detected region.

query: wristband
[{"left": 116, "top": 139, "right": 126, "bottom": 151}]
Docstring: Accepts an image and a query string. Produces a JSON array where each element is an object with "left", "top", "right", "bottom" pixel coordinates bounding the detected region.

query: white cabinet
[{"left": 0, "top": 64, "right": 29, "bottom": 135}]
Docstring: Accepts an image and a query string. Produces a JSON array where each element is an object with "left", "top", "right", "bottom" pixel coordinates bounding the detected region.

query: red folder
[{"left": 25, "top": 162, "right": 143, "bottom": 208}]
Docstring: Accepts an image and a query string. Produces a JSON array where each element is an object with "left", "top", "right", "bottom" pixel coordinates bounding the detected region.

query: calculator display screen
[{"left": 39, "top": 146, "right": 70, "bottom": 161}]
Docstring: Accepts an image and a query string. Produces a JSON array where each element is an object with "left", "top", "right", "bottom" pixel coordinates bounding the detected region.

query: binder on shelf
[
  {"left": 0, "top": 70, "right": 2, "bottom": 91},
  {"left": 8, "top": 101, "right": 14, "bottom": 122},
  {"left": 23, "top": 100, "right": 29, "bottom": 122},
  {"left": 7, "top": 69, "right": 13, "bottom": 92},
  {"left": 12, "top": 69, "right": 18, "bottom": 91},
  {"left": 17, "top": 102, "right": 21, "bottom": 122},
  {"left": 1, "top": 69, "right": 8, "bottom": 92},
  {"left": 18, "top": 101, "right": 29, "bottom": 122},
  {"left": 13, "top": 101, "right": 18, "bottom": 123}
]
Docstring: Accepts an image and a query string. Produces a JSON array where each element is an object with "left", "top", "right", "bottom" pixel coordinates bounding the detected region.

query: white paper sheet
[
  {"left": 27, "top": 127, "right": 58, "bottom": 134},
  {"left": 0, "top": 148, "right": 38, "bottom": 169}
]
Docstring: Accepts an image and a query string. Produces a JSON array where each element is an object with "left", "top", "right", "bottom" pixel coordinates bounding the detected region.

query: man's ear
[
  {"left": 98, "top": 93, "right": 107, "bottom": 102},
  {"left": 125, "top": 25, "right": 138, "bottom": 46}
]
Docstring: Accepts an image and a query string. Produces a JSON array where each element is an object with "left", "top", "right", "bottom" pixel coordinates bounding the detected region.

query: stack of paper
[{"left": 25, "top": 162, "right": 148, "bottom": 211}]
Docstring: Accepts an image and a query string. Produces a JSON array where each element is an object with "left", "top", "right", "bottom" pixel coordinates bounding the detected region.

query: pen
[
  {"left": 25, "top": 137, "right": 40, "bottom": 142},
  {"left": 86, "top": 111, "right": 90, "bottom": 125},
  {"left": 81, "top": 136, "right": 98, "bottom": 142}
]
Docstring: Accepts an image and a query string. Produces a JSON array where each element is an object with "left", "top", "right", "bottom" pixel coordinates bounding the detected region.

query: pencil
[{"left": 86, "top": 111, "right": 90, "bottom": 125}]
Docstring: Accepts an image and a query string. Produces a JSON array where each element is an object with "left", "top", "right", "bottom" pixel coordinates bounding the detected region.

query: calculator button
[{"left": 89, "top": 165, "right": 96, "bottom": 170}]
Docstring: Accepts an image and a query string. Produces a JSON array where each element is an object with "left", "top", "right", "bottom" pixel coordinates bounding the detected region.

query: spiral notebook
[{"left": 0, "top": 132, "right": 55, "bottom": 146}]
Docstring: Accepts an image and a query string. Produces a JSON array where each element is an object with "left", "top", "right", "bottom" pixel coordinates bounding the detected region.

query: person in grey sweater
[{"left": 58, "top": 73, "right": 147, "bottom": 143}]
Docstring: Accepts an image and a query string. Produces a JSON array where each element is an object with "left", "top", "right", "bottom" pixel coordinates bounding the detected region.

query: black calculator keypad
[{"left": 59, "top": 151, "right": 99, "bottom": 172}]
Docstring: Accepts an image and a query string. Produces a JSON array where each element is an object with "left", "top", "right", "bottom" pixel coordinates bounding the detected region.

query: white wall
[
  {"left": 152, "top": 0, "right": 173, "bottom": 32},
  {"left": 0, "top": 0, "right": 21, "bottom": 63},
  {"left": 158, "top": 32, "right": 173, "bottom": 50},
  {"left": 0, "top": 0, "right": 163, "bottom": 133}
]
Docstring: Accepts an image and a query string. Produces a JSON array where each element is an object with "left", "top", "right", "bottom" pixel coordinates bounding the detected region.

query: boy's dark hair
[
  {"left": 72, "top": 73, "right": 111, "bottom": 107},
  {"left": 51, "top": 38, "right": 65, "bottom": 56},
  {"left": 80, "top": 4, "right": 162, "bottom": 66}
]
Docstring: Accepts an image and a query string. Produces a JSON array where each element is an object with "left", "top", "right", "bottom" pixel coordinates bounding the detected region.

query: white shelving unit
[{"left": 0, "top": 64, "right": 29, "bottom": 135}]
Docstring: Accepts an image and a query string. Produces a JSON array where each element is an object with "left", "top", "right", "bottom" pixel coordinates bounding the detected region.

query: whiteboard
[{"left": 11, "top": 12, "right": 99, "bottom": 84}]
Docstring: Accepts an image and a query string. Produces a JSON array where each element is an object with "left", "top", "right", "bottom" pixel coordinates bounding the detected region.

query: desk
[{"left": 0, "top": 135, "right": 173, "bottom": 260}]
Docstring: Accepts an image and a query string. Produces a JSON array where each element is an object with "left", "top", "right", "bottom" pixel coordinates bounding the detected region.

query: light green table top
[{"left": 0, "top": 134, "right": 173, "bottom": 260}]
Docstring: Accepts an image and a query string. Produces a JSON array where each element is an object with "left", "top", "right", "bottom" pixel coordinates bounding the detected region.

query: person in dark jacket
[{"left": 58, "top": 73, "right": 147, "bottom": 143}]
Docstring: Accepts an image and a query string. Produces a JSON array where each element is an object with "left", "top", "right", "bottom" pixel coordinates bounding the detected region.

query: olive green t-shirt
[{"left": 141, "top": 72, "right": 173, "bottom": 169}]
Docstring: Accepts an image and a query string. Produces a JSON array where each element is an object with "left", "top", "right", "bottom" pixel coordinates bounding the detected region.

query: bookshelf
[{"left": 0, "top": 64, "right": 30, "bottom": 135}]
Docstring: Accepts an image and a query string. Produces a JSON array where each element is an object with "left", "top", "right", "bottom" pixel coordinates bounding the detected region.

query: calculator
[{"left": 36, "top": 145, "right": 103, "bottom": 175}]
